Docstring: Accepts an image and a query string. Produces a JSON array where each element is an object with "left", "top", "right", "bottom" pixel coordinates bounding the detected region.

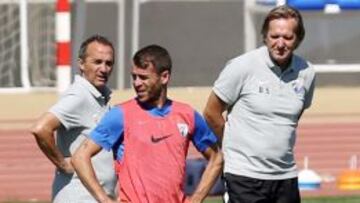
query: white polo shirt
[
  {"left": 214, "top": 46, "right": 316, "bottom": 180},
  {"left": 49, "top": 75, "right": 117, "bottom": 202}
]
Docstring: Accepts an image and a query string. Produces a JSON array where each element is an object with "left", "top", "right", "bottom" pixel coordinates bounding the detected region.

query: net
[
  {"left": 0, "top": 0, "right": 56, "bottom": 89},
  {"left": 28, "top": 2, "right": 56, "bottom": 87},
  {"left": 0, "top": 3, "right": 20, "bottom": 87}
]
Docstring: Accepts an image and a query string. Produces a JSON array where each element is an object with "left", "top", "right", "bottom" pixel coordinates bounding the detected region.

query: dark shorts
[{"left": 224, "top": 173, "right": 300, "bottom": 203}]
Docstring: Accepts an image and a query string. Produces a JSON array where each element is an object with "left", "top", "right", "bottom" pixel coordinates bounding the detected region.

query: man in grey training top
[
  {"left": 204, "top": 5, "right": 316, "bottom": 203},
  {"left": 30, "top": 34, "right": 117, "bottom": 202}
]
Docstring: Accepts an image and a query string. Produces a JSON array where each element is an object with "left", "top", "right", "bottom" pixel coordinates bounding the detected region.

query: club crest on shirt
[
  {"left": 177, "top": 123, "right": 189, "bottom": 137},
  {"left": 292, "top": 78, "right": 305, "bottom": 96}
]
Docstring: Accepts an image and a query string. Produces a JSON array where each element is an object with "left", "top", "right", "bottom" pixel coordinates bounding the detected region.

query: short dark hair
[
  {"left": 78, "top": 34, "right": 115, "bottom": 61},
  {"left": 133, "top": 44, "right": 172, "bottom": 74},
  {"left": 261, "top": 5, "right": 305, "bottom": 49}
]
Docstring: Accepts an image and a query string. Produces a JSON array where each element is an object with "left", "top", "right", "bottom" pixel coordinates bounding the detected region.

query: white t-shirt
[
  {"left": 49, "top": 75, "right": 117, "bottom": 202},
  {"left": 214, "top": 46, "right": 316, "bottom": 180}
]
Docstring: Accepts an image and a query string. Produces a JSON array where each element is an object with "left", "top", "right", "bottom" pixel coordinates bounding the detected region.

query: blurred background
[
  {"left": 0, "top": 0, "right": 359, "bottom": 91},
  {"left": 0, "top": 0, "right": 360, "bottom": 202}
]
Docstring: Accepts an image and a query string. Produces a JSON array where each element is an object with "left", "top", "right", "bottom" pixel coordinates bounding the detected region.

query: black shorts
[{"left": 224, "top": 173, "right": 300, "bottom": 203}]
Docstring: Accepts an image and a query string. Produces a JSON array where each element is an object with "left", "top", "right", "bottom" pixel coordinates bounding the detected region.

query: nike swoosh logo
[{"left": 151, "top": 134, "right": 172, "bottom": 143}]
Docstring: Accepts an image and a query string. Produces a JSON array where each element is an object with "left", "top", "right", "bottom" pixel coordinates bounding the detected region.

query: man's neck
[
  {"left": 137, "top": 97, "right": 169, "bottom": 110},
  {"left": 155, "top": 89, "right": 168, "bottom": 108}
]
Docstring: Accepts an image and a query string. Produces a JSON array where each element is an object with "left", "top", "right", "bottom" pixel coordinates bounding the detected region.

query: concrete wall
[{"left": 73, "top": 1, "right": 360, "bottom": 89}]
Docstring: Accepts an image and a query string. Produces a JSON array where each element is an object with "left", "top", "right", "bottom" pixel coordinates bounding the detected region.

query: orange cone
[{"left": 337, "top": 155, "right": 360, "bottom": 190}]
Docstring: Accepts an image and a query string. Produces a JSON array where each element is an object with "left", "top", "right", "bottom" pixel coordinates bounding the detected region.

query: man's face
[
  {"left": 131, "top": 62, "right": 169, "bottom": 106},
  {"left": 79, "top": 41, "right": 114, "bottom": 90},
  {"left": 264, "top": 18, "right": 298, "bottom": 67}
]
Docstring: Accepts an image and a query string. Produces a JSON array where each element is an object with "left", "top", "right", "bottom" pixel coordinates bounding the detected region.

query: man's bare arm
[
  {"left": 72, "top": 139, "right": 117, "bottom": 203},
  {"left": 190, "top": 145, "right": 223, "bottom": 203},
  {"left": 203, "top": 91, "right": 228, "bottom": 145},
  {"left": 30, "top": 112, "right": 73, "bottom": 173}
]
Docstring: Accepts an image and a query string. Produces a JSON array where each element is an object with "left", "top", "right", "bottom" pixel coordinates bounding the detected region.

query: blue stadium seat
[
  {"left": 287, "top": 0, "right": 326, "bottom": 10},
  {"left": 183, "top": 158, "right": 225, "bottom": 196},
  {"left": 338, "top": 0, "right": 360, "bottom": 9},
  {"left": 288, "top": 0, "right": 360, "bottom": 10},
  {"left": 184, "top": 159, "right": 206, "bottom": 195},
  {"left": 256, "top": 0, "right": 277, "bottom": 6}
]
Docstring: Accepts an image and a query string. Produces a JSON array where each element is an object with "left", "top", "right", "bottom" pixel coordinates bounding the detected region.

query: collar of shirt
[
  {"left": 260, "top": 46, "right": 295, "bottom": 76},
  {"left": 136, "top": 98, "right": 172, "bottom": 117},
  {"left": 75, "top": 75, "right": 112, "bottom": 102}
]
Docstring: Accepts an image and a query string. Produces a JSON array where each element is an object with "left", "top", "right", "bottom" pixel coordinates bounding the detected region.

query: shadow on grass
[{"left": 203, "top": 195, "right": 360, "bottom": 203}]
